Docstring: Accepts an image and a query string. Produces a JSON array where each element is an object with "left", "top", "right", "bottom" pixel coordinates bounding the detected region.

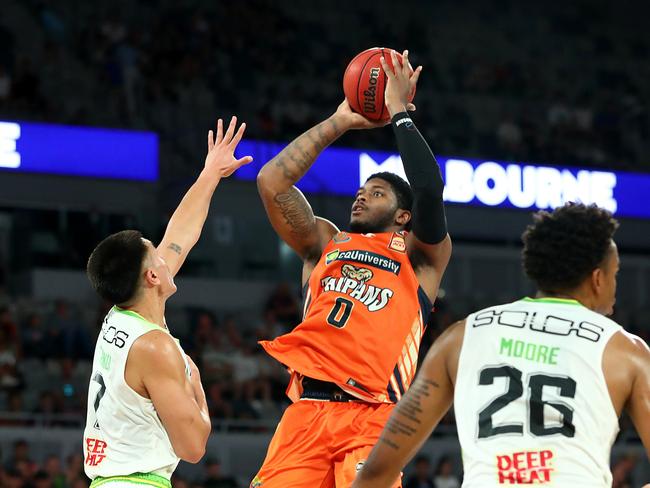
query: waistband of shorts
[
  {"left": 300, "top": 376, "right": 363, "bottom": 402},
  {"left": 90, "top": 472, "right": 171, "bottom": 488}
]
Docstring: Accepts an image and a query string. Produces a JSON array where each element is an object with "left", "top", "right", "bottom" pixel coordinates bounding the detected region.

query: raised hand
[
  {"left": 205, "top": 116, "right": 253, "bottom": 178},
  {"left": 380, "top": 50, "right": 422, "bottom": 118}
]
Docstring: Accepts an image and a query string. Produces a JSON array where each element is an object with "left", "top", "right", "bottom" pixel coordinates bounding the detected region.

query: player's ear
[
  {"left": 590, "top": 267, "right": 604, "bottom": 295},
  {"left": 396, "top": 209, "right": 411, "bottom": 226},
  {"left": 143, "top": 268, "right": 161, "bottom": 287}
]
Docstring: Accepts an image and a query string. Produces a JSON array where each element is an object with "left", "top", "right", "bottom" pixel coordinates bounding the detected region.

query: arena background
[{"left": 0, "top": 0, "right": 649, "bottom": 486}]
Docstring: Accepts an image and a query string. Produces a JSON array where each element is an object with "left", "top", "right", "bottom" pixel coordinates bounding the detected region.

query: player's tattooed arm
[
  {"left": 273, "top": 189, "right": 316, "bottom": 238},
  {"left": 257, "top": 110, "right": 356, "bottom": 260},
  {"left": 167, "top": 243, "right": 182, "bottom": 255},
  {"left": 382, "top": 378, "right": 441, "bottom": 449},
  {"left": 351, "top": 321, "right": 464, "bottom": 488},
  {"left": 269, "top": 117, "right": 343, "bottom": 185}
]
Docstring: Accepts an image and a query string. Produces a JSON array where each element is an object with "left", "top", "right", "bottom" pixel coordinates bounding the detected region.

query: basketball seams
[{"left": 379, "top": 47, "right": 388, "bottom": 121}]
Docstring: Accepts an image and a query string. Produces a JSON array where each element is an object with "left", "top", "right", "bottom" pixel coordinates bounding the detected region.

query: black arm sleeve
[{"left": 391, "top": 111, "right": 448, "bottom": 244}]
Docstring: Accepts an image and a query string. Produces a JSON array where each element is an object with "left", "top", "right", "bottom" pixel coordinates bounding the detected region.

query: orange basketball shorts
[{"left": 250, "top": 400, "right": 401, "bottom": 488}]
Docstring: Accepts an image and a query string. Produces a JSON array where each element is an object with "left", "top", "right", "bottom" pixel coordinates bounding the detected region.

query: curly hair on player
[{"left": 522, "top": 202, "right": 619, "bottom": 293}]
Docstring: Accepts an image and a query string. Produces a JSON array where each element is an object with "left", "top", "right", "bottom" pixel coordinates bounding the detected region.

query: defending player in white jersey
[
  {"left": 353, "top": 202, "right": 650, "bottom": 488},
  {"left": 83, "top": 117, "right": 252, "bottom": 488}
]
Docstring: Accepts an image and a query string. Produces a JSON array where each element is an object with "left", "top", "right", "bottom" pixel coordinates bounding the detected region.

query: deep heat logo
[
  {"left": 497, "top": 450, "right": 554, "bottom": 484},
  {"left": 363, "top": 67, "right": 381, "bottom": 113},
  {"left": 321, "top": 264, "right": 393, "bottom": 312}
]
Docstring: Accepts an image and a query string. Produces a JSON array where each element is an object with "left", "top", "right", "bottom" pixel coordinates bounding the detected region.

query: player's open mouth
[{"left": 352, "top": 205, "right": 366, "bottom": 215}]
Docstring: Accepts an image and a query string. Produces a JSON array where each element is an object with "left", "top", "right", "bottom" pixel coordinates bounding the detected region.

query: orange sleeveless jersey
[{"left": 260, "top": 231, "right": 432, "bottom": 404}]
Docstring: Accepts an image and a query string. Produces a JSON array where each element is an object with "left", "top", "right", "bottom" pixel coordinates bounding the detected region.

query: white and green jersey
[
  {"left": 455, "top": 297, "right": 621, "bottom": 487},
  {"left": 83, "top": 307, "right": 190, "bottom": 482}
]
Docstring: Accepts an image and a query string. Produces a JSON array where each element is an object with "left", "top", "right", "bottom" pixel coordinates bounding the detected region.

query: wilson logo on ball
[{"left": 363, "top": 67, "right": 381, "bottom": 113}]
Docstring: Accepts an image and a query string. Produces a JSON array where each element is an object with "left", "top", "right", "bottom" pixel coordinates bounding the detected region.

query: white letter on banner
[
  {"left": 535, "top": 166, "right": 563, "bottom": 209},
  {"left": 507, "top": 165, "right": 537, "bottom": 208},
  {"left": 0, "top": 122, "right": 21, "bottom": 168},
  {"left": 473, "top": 162, "right": 508, "bottom": 206},
  {"left": 443, "top": 159, "right": 474, "bottom": 203},
  {"left": 560, "top": 169, "right": 589, "bottom": 205},
  {"left": 589, "top": 171, "right": 617, "bottom": 213},
  {"left": 359, "top": 153, "right": 409, "bottom": 188}
]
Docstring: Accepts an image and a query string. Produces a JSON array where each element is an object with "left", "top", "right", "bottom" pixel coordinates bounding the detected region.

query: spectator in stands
[
  {"left": 206, "top": 383, "right": 234, "bottom": 419},
  {"left": 0, "top": 305, "right": 18, "bottom": 339},
  {"left": 71, "top": 478, "right": 90, "bottom": 488},
  {"left": 496, "top": 114, "right": 523, "bottom": 159},
  {"left": 34, "top": 390, "right": 64, "bottom": 426},
  {"left": 433, "top": 456, "right": 460, "bottom": 488},
  {"left": 222, "top": 315, "right": 243, "bottom": 351},
  {"left": 44, "top": 455, "right": 66, "bottom": 488},
  {"left": 5, "top": 439, "right": 37, "bottom": 479},
  {"left": 0, "top": 65, "right": 10, "bottom": 101},
  {"left": 264, "top": 283, "right": 299, "bottom": 327},
  {"left": 10, "top": 57, "right": 43, "bottom": 111},
  {"left": 3, "top": 468, "right": 23, "bottom": 488},
  {"left": 193, "top": 312, "right": 233, "bottom": 384},
  {"left": 612, "top": 453, "right": 636, "bottom": 488},
  {"left": 46, "top": 299, "right": 92, "bottom": 359},
  {"left": 58, "top": 358, "right": 87, "bottom": 413},
  {"left": 64, "top": 452, "right": 89, "bottom": 486},
  {"left": 203, "top": 458, "right": 239, "bottom": 488},
  {"left": 32, "top": 469, "right": 52, "bottom": 488},
  {"left": 0, "top": 391, "right": 29, "bottom": 426},
  {"left": 255, "top": 309, "right": 286, "bottom": 341},
  {"left": 404, "top": 455, "right": 434, "bottom": 488},
  {"left": 0, "top": 327, "right": 22, "bottom": 389},
  {"left": 171, "top": 475, "right": 191, "bottom": 488},
  {"left": 21, "top": 312, "right": 49, "bottom": 360}
]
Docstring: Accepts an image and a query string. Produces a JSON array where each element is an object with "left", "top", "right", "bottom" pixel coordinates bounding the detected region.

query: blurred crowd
[{"left": 0, "top": 0, "right": 649, "bottom": 183}]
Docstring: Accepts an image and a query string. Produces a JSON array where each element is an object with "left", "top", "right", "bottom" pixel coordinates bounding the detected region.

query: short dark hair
[
  {"left": 366, "top": 172, "right": 414, "bottom": 212},
  {"left": 522, "top": 203, "right": 619, "bottom": 294},
  {"left": 86, "top": 230, "right": 148, "bottom": 305}
]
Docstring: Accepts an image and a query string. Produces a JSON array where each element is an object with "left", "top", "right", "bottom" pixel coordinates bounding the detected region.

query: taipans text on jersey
[{"left": 321, "top": 262, "right": 394, "bottom": 312}]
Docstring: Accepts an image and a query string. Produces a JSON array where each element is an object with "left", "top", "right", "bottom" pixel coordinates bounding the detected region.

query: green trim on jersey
[
  {"left": 90, "top": 472, "right": 171, "bottom": 488},
  {"left": 521, "top": 297, "right": 583, "bottom": 306},
  {"left": 113, "top": 306, "right": 161, "bottom": 331}
]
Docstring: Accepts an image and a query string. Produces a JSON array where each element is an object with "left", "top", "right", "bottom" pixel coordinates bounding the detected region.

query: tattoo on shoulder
[
  {"left": 273, "top": 189, "right": 315, "bottom": 237},
  {"left": 167, "top": 243, "right": 182, "bottom": 255}
]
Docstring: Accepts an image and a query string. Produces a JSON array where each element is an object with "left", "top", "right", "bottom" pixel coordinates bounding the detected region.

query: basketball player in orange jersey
[{"left": 251, "top": 50, "right": 451, "bottom": 488}]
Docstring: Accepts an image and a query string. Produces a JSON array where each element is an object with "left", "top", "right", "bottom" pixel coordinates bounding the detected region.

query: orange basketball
[{"left": 343, "top": 47, "right": 415, "bottom": 121}]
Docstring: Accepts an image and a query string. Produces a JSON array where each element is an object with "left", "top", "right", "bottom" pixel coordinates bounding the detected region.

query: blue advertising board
[
  {"left": 234, "top": 140, "right": 650, "bottom": 219},
  {"left": 0, "top": 120, "right": 158, "bottom": 181}
]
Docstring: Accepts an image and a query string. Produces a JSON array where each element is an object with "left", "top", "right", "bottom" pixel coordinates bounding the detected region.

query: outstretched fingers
[
  {"left": 222, "top": 116, "right": 237, "bottom": 145},
  {"left": 228, "top": 122, "right": 247, "bottom": 150},
  {"left": 401, "top": 50, "right": 411, "bottom": 77},
  {"left": 235, "top": 155, "right": 254, "bottom": 167},
  {"left": 215, "top": 118, "right": 224, "bottom": 145},
  {"left": 410, "top": 65, "right": 423, "bottom": 86},
  {"left": 207, "top": 130, "right": 214, "bottom": 152}
]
